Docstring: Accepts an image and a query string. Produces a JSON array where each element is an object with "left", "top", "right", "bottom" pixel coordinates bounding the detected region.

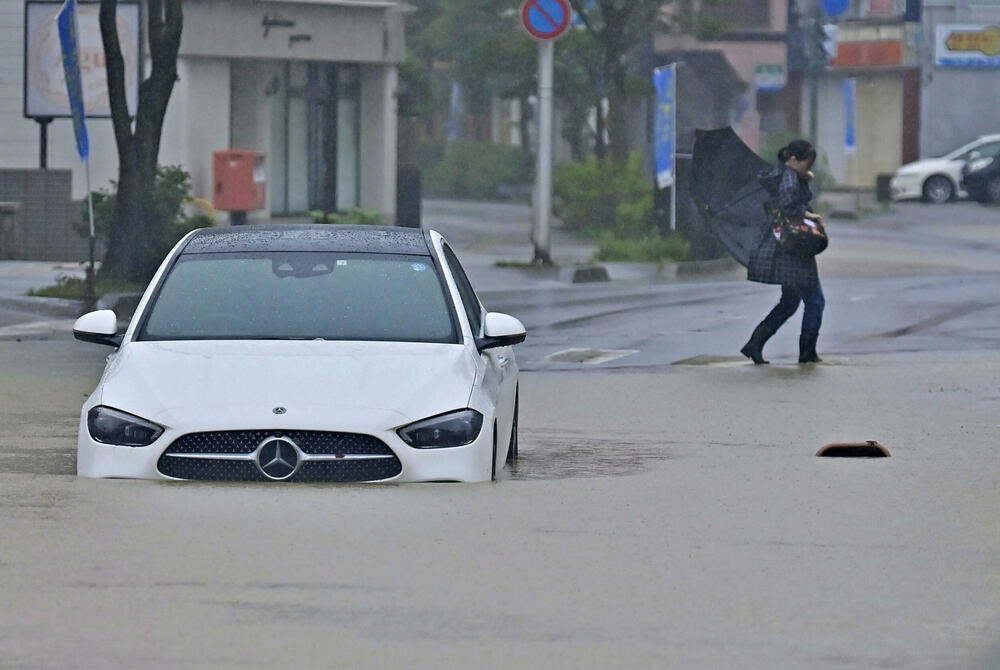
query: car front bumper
[
  {"left": 890, "top": 174, "right": 923, "bottom": 201},
  {"left": 77, "top": 412, "right": 497, "bottom": 483}
]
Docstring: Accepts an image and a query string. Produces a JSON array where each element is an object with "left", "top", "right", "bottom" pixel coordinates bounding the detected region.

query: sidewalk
[{"left": 0, "top": 261, "right": 86, "bottom": 338}]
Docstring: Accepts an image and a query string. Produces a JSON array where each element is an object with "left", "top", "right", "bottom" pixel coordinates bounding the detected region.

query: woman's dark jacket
[{"left": 747, "top": 164, "right": 819, "bottom": 289}]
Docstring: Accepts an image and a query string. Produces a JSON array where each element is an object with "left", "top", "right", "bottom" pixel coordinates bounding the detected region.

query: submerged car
[
  {"left": 74, "top": 225, "right": 525, "bottom": 483},
  {"left": 890, "top": 134, "right": 1000, "bottom": 203}
]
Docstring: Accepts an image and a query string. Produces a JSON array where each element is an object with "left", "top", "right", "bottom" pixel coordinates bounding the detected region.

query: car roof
[{"left": 180, "top": 224, "right": 433, "bottom": 255}]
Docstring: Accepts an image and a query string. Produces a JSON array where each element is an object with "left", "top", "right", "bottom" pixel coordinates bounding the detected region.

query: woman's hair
[{"left": 778, "top": 140, "right": 817, "bottom": 165}]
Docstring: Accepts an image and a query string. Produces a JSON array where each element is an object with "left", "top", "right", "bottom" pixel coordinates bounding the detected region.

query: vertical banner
[
  {"left": 653, "top": 64, "right": 676, "bottom": 189},
  {"left": 843, "top": 77, "right": 857, "bottom": 156},
  {"left": 56, "top": 0, "right": 89, "bottom": 159}
]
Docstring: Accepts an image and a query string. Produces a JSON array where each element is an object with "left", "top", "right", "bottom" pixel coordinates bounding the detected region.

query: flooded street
[{"left": 2, "top": 340, "right": 998, "bottom": 668}]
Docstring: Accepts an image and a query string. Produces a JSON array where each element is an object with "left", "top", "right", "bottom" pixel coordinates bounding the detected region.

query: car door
[{"left": 440, "top": 244, "right": 516, "bottom": 456}]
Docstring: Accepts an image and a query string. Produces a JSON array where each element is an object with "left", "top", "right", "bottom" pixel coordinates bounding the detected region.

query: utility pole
[{"left": 808, "top": 0, "right": 823, "bottom": 145}]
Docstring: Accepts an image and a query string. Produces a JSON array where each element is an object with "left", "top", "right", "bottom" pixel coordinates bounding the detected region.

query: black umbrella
[{"left": 690, "top": 127, "right": 774, "bottom": 267}]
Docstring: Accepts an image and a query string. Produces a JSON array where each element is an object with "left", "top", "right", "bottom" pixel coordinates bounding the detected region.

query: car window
[
  {"left": 442, "top": 244, "right": 483, "bottom": 336},
  {"left": 138, "top": 252, "right": 458, "bottom": 343},
  {"left": 975, "top": 142, "right": 1000, "bottom": 159},
  {"left": 955, "top": 141, "right": 1000, "bottom": 162}
]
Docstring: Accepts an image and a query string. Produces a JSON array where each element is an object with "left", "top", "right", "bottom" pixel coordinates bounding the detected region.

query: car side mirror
[
  {"left": 476, "top": 312, "right": 526, "bottom": 351},
  {"left": 968, "top": 150, "right": 981, "bottom": 160},
  {"left": 73, "top": 309, "right": 123, "bottom": 347}
]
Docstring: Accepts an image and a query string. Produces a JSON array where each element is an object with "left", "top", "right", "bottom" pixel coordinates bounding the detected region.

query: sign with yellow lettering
[{"left": 936, "top": 25, "right": 1000, "bottom": 68}]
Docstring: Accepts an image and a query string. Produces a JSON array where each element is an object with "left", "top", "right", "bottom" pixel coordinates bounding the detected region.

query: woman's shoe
[
  {"left": 798, "top": 334, "right": 822, "bottom": 363},
  {"left": 741, "top": 325, "right": 774, "bottom": 365}
]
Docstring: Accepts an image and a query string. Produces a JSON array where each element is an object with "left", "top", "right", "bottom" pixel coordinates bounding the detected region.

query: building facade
[
  {"left": 792, "top": 0, "right": 922, "bottom": 188},
  {"left": 2, "top": 0, "right": 406, "bottom": 224},
  {"left": 918, "top": 0, "right": 1000, "bottom": 158},
  {"left": 654, "top": 0, "right": 793, "bottom": 153}
]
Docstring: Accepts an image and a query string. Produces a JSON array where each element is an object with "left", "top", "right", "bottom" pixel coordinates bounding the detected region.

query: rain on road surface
[{"left": 1, "top": 201, "right": 999, "bottom": 668}]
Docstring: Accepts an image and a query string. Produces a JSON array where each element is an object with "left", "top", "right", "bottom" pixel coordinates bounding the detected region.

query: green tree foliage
[
  {"left": 76, "top": 166, "right": 213, "bottom": 268},
  {"left": 568, "top": 0, "right": 667, "bottom": 163}
]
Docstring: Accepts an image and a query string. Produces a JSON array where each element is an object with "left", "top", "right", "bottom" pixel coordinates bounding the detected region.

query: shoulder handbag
[{"left": 765, "top": 202, "right": 828, "bottom": 258}]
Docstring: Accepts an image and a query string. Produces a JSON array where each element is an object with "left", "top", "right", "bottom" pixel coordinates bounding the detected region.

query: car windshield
[{"left": 137, "top": 251, "right": 457, "bottom": 343}]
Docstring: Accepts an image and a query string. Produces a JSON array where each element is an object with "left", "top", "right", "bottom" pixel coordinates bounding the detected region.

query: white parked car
[
  {"left": 73, "top": 225, "right": 525, "bottom": 483},
  {"left": 890, "top": 134, "right": 1000, "bottom": 203}
]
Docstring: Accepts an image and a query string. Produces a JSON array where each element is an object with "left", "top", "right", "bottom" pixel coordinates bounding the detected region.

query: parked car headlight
[
  {"left": 967, "top": 157, "right": 994, "bottom": 173},
  {"left": 397, "top": 409, "right": 484, "bottom": 448},
  {"left": 88, "top": 406, "right": 164, "bottom": 446}
]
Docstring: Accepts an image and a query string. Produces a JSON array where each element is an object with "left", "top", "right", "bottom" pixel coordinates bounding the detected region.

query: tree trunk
[
  {"left": 100, "top": 0, "right": 182, "bottom": 283},
  {"left": 606, "top": 66, "right": 630, "bottom": 164}
]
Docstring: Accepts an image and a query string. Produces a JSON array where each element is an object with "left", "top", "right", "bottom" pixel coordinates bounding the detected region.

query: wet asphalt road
[{"left": 1, "top": 200, "right": 999, "bottom": 668}]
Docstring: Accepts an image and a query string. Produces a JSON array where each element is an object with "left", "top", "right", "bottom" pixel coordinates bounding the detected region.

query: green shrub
[
  {"left": 553, "top": 153, "right": 652, "bottom": 234},
  {"left": 76, "top": 165, "right": 215, "bottom": 268},
  {"left": 310, "top": 208, "right": 382, "bottom": 226},
  {"left": 553, "top": 152, "right": 690, "bottom": 263},
  {"left": 422, "top": 140, "right": 532, "bottom": 200},
  {"left": 28, "top": 275, "right": 144, "bottom": 300},
  {"left": 594, "top": 231, "right": 689, "bottom": 264}
]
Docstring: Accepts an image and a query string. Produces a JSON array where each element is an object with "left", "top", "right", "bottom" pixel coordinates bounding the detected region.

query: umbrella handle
[{"left": 711, "top": 183, "right": 767, "bottom": 216}]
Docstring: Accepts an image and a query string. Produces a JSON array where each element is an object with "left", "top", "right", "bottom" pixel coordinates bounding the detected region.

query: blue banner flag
[
  {"left": 843, "top": 78, "right": 857, "bottom": 156},
  {"left": 653, "top": 65, "right": 676, "bottom": 189},
  {"left": 57, "top": 0, "right": 89, "bottom": 160}
]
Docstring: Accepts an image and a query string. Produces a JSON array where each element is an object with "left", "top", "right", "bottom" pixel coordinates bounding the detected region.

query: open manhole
[{"left": 816, "top": 441, "right": 890, "bottom": 458}]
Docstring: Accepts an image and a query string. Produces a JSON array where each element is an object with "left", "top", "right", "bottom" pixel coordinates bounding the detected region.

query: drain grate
[{"left": 816, "top": 441, "right": 890, "bottom": 458}]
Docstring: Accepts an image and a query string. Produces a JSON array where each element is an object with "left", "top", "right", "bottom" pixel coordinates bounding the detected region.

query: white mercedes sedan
[{"left": 73, "top": 226, "right": 525, "bottom": 483}]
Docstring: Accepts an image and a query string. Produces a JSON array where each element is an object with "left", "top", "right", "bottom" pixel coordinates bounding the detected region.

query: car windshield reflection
[{"left": 138, "top": 251, "right": 457, "bottom": 343}]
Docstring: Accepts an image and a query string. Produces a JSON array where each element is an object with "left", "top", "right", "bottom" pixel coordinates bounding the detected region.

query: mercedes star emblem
[
  {"left": 256, "top": 437, "right": 300, "bottom": 480},
  {"left": 273, "top": 407, "right": 287, "bottom": 415}
]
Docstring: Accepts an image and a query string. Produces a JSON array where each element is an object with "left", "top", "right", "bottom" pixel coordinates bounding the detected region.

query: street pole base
[{"left": 532, "top": 248, "right": 554, "bottom": 266}]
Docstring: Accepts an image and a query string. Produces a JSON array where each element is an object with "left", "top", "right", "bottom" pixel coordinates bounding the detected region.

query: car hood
[
  {"left": 97, "top": 340, "right": 478, "bottom": 431},
  {"left": 895, "top": 157, "right": 958, "bottom": 175}
]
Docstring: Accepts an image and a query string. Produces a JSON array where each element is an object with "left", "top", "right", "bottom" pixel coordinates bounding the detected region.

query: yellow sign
[{"left": 945, "top": 26, "right": 1000, "bottom": 56}]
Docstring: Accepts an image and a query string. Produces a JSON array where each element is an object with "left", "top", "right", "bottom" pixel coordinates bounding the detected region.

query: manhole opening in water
[{"left": 816, "top": 441, "right": 890, "bottom": 458}]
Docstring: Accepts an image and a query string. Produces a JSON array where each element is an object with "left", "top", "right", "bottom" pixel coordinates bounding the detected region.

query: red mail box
[{"left": 213, "top": 150, "right": 266, "bottom": 212}]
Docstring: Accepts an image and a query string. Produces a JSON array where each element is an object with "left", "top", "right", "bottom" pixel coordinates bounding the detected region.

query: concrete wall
[
  {"left": 0, "top": 170, "right": 92, "bottom": 261},
  {"left": 180, "top": 0, "right": 405, "bottom": 64},
  {"left": 360, "top": 64, "right": 398, "bottom": 222},
  {"left": 812, "top": 72, "right": 904, "bottom": 187},
  {"left": 919, "top": 0, "right": 1000, "bottom": 157},
  {"left": 160, "top": 58, "right": 233, "bottom": 210}
]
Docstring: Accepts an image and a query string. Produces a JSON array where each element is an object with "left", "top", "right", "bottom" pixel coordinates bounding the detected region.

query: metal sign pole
[
  {"left": 532, "top": 38, "right": 554, "bottom": 264},
  {"left": 669, "top": 69, "right": 676, "bottom": 232}
]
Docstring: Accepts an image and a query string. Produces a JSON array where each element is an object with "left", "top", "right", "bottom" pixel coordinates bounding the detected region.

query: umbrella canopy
[{"left": 691, "top": 127, "right": 774, "bottom": 267}]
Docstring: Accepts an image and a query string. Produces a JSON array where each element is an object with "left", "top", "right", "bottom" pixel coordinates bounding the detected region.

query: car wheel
[
  {"left": 987, "top": 176, "right": 1000, "bottom": 203},
  {"left": 491, "top": 423, "right": 497, "bottom": 482},
  {"left": 506, "top": 391, "right": 519, "bottom": 464},
  {"left": 922, "top": 176, "right": 954, "bottom": 204}
]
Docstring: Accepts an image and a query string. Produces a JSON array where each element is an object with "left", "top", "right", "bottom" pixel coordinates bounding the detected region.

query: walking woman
[{"left": 741, "top": 139, "right": 825, "bottom": 364}]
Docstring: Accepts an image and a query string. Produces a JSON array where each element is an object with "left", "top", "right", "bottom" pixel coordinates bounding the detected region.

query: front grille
[{"left": 156, "top": 430, "right": 402, "bottom": 482}]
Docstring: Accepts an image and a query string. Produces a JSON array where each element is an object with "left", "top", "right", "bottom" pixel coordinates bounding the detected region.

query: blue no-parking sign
[{"left": 521, "top": 0, "right": 571, "bottom": 41}]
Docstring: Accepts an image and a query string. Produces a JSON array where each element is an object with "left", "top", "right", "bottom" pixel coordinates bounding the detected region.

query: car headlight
[
  {"left": 967, "top": 157, "right": 994, "bottom": 173},
  {"left": 87, "top": 406, "right": 164, "bottom": 446},
  {"left": 397, "top": 409, "right": 484, "bottom": 449}
]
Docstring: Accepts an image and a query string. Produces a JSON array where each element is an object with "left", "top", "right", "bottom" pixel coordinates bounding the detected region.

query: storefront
[{"left": 3, "top": 0, "right": 405, "bottom": 223}]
